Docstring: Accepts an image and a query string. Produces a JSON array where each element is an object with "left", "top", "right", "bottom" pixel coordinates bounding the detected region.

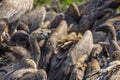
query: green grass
[
  {"left": 34, "top": 0, "right": 84, "bottom": 10},
  {"left": 34, "top": 0, "right": 51, "bottom": 6},
  {"left": 59, "top": 0, "right": 84, "bottom": 9}
]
